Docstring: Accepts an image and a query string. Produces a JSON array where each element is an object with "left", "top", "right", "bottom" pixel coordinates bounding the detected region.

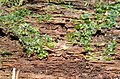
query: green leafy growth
[
  {"left": 95, "top": 3, "right": 120, "bottom": 29},
  {"left": 0, "top": 9, "right": 55, "bottom": 59},
  {"left": 104, "top": 40, "right": 117, "bottom": 56},
  {"left": 85, "top": 40, "right": 117, "bottom": 61},
  {"left": 67, "top": 14, "right": 95, "bottom": 52},
  {"left": 67, "top": 2, "right": 119, "bottom": 60},
  {"left": 68, "top": 3, "right": 120, "bottom": 47},
  {"left": 102, "top": 40, "right": 117, "bottom": 61},
  {"left": 43, "top": 34, "right": 56, "bottom": 48},
  {"left": 12, "top": 23, "right": 49, "bottom": 59},
  {"left": 0, "top": 8, "right": 31, "bottom": 23},
  {"left": 11, "top": 23, "right": 55, "bottom": 59}
]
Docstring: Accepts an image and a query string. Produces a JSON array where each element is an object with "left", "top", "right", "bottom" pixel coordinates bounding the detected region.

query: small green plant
[
  {"left": 104, "top": 40, "right": 117, "bottom": 56},
  {"left": 0, "top": 9, "right": 55, "bottom": 59},
  {"left": 95, "top": 3, "right": 120, "bottom": 29},
  {"left": 12, "top": 23, "right": 53, "bottom": 59},
  {"left": 67, "top": 2, "right": 119, "bottom": 60},
  {"left": 0, "top": 8, "right": 32, "bottom": 32},
  {"left": 85, "top": 40, "right": 117, "bottom": 61},
  {"left": 0, "top": 8, "right": 31, "bottom": 23},
  {"left": 43, "top": 34, "right": 56, "bottom": 48},
  {"left": 67, "top": 13, "right": 96, "bottom": 52},
  {"left": 100, "top": 40, "right": 117, "bottom": 61}
]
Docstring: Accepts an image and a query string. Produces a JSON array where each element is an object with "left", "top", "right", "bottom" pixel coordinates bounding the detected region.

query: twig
[
  {"left": 16, "top": 70, "right": 20, "bottom": 79},
  {"left": 12, "top": 68, "right": 16, "bottom": 79}
]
